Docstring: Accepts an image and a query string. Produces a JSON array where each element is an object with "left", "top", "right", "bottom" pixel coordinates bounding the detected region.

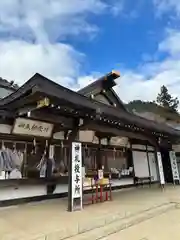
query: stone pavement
[
  {"left": 0, "top": 184, "right": 180, "bottom": 240},
  {"left": 101, "top": 206, "right": 180, "bottom": 240},
  {"left": 69, "top": 202, "right": 175, "bottom": 240}
]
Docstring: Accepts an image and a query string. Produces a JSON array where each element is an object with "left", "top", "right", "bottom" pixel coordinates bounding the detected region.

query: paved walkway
[
  {"left": 0, "top": 185, "right": 180, "bottom": 240},
  {"left": 102, "top": 207, "right": 180, "bottom": 240}
]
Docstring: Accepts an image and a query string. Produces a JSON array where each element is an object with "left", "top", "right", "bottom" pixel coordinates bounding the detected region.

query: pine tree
[{"left": 156, "top": 85, "right": 179, "bottom": 112}]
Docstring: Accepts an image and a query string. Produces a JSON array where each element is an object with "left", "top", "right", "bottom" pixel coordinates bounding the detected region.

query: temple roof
[
  {"left": 0, "top": 72, "right": 179, "bottom": 138},
  {"left": 78, "top": 71, "right": 127, "bottom": 111},
  {"left": 78, "top": 71, "right": 118, "bottom": 95},
  {"left": 0, "top": 77, "right": 19, "bottom": 91}
]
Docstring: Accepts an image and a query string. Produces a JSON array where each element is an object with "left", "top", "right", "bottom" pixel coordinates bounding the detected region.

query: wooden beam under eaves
[
  {"left": 21, "top": 109, "right": 74, "bottom": 128},
  {"left": 81, "top": 123, "right": 158, "bottom": 147}
]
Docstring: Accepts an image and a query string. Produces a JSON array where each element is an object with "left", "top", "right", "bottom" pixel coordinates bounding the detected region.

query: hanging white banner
[
  {"left": 157, "top": 152, "right": 165, "bottom": 185},
  {"left": 49, "top": 145, "right": 54, "bottom": 159},
  {"left": 169, "top": 151, "right": 180, "bottom": 183}
]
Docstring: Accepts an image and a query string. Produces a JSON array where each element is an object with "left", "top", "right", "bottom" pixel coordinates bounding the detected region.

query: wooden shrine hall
[{"left": 0, "top": 70, "right": 179, "bottom": 209}]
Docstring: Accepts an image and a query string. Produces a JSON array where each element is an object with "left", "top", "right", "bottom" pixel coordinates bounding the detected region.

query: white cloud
[
  {"left": 2, "top": 0, "right": 180, "bottom": 112},
  {"left": 153, "top": 0, "right": 180, "bottom": 16},
  {"left": 0, "top": 0, "right": 123, "bottom": 87},
  {"left": 111, "top": 2, "right": 124, "bottom": 16},
  {"left": 114, "top": 29, "right": 180, "bottom": 106},
  {"left": 0, "top": 40, "right": 84, "bottom": 87},
  {"left": 159, "top": 29, "right": 180, "bottom": 55},
  {"left": 75, "top": 75, "right": 99, "bottom": 91},
  {"left": 0, "top": 0, "right": 107, "bottom": 43}
]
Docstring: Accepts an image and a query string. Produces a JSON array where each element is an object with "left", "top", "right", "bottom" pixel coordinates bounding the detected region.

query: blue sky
[
  {"left": 73, "top": 1, "right": 160, "bottom": 72},
  {"left": 0, "top": 0, "right": 180, "bottom": 104}
]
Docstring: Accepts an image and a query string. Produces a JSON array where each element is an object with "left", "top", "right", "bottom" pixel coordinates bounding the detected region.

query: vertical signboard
[
  {"left": 157, "top": 152, "right": 165, "bottom": 185},
  {"left": 71, "top": 142, "right": 82, "bottom": 211},
  {"left": 169, "top": 151, "right": 180, "bottom": 184}
]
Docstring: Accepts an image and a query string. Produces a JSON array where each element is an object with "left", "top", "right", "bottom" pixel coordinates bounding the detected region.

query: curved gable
[{"left": 78, "top": 71, "right": 127, "bottom": 112}]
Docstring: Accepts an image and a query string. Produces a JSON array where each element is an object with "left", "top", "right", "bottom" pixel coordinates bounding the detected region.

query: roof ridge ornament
[
  {"left": 103, "top": 70, "right": 120, "bottom": 81},
  {"left": 111, "top": 70, "right": 120, "bottom": 77}
]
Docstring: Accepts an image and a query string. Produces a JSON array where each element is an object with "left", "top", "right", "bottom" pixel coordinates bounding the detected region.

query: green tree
[{"left": 156, "top": 85, "right": 179, "bottom": 112}]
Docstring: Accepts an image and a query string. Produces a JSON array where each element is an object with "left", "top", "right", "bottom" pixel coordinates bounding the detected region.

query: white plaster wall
[
  {"left": 53, "top": 131, "right": 65, "bottom": 140},
  {"left": 132, "top": 144, "right": 146, "bottom": 150},
  {"left": 148, "top": 152, "right": 158, "bottom": 181},
  {"left": 0, "top": 185, "right": 46, "bottom": 201},
  {"left": 0, "top": 184, "right": 68, "bottom": 201},
  {"left": 147, "top": 146, "right": 154, "bottom": 151},
  {"left": 0, "top": 180, "right": 134, "bottom": 202},
  {"left": 172, "top": 144, "right": 180, "bottom": 152},
  {"left": 132, "top": 151, "right": 149, "bottom": 177},
  {"left": 107, "top": 156, "right": 127, "bottom": 169},
  {"left": 79, "top": 130, "right": 95, "bottom": 143},
  {"left": 110, "top": 137, "right": 129, "bottom": 146},
  {"left": 132, "top": 145, "right": 155, "bottom": 151},
  {"left": 79, "top": 130, "right": 129, "bottom": 147},
  {"left": 0, "top": 124, "right": 12, "bottom": 134}
]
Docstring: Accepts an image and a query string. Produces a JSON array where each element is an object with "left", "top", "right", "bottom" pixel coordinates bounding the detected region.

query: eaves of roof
[{"left": 0, "top": 73, "right": 179, "bottom": 138}]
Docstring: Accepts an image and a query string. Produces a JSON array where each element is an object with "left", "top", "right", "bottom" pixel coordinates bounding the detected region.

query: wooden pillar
[
  {"left": 45, "top": 138, "right": 57, "bottom": 195},
  {"left": 96, "top": 137, "right": 102, "bottom": 169},
  {"left": 146, "top": 145, "right": 151, "bottom": 178},
  {"left": 129, "top": 141, "right": 135, "bottom": 179},
  {"left": 45, "top": 139, "right": 51, "bottom": 178},
  {"left": 104, "top": 137, "right": 111, "bottom": 171},
  {"left": 104, "top": 152, "right": 108, "bottom": 171}
]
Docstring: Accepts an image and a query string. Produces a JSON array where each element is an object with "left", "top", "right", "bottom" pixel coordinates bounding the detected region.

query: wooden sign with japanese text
[
  {"left": 71, "top": 142, "right": 82, "bottom": 211},
  {"left": 12, "top": 118, "right": 53, "bottom": 138},
  {"left": 169, "top": 151, "right": 180, "bottom": 184},
  {"left": 157, "top": 152, "right": 165, "bottom": 185}
]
